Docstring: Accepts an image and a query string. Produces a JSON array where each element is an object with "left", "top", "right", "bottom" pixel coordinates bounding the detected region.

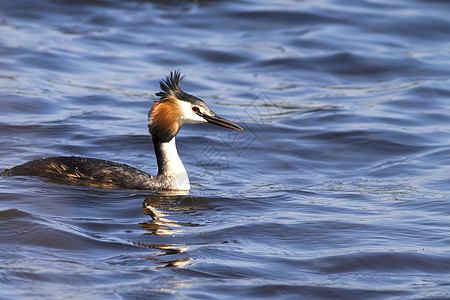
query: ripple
[{"left": 1, "top": 0, "right": 450, "bottom": 298}]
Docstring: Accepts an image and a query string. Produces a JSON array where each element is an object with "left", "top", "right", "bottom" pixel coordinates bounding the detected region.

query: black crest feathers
[{"left": 156, "top": 70, "right": 184, "bottom": 99}]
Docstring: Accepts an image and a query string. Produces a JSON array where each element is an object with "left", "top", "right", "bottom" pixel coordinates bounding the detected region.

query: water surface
[{"left": 1, "top": 0, "right": 450, "bottom": 299}]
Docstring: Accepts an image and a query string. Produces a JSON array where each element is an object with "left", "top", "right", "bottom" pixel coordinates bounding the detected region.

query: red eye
[{"left": 192, "top": 106, "right": 199, "bottom": 113}]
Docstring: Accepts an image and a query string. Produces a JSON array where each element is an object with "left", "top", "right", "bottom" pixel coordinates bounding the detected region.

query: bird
[{"left": 2, "top": 71, "right": 244, "bottom": 191}]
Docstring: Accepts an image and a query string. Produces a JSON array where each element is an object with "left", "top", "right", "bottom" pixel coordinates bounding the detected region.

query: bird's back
[{"left": 3, "top": 156, "right": 155, "bottom": 190}]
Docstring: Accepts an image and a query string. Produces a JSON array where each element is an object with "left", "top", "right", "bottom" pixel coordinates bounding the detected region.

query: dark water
[{"left": 1, "top": 0, "right": 450, "bottom": 298}]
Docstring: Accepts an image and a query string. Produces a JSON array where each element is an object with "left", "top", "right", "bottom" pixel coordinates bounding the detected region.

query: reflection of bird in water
[
  {"left": 2, "top": 71, "right": 244, "bottom": 191},
  {"left": 135, "top": 194, "right": 216, "bottom": 268}
]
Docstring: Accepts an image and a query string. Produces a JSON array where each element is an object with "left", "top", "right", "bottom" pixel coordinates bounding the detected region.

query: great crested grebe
[{"left": 2, "top": 71, "right": 244, "bottom": 191}]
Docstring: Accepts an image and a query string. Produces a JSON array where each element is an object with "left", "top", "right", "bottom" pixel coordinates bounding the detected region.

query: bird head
[{"left": 148, "top": 71, "right": 244, "bottom": 143}]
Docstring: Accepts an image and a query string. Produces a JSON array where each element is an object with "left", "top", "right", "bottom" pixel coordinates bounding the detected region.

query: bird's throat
[{"left": 153, "top": 136, "right": 190, "bottom": 191}]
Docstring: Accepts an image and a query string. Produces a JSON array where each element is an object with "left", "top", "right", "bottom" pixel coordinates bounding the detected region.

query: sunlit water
[{"left": 1, "top": 0, "right": 450, "bottom": 299}]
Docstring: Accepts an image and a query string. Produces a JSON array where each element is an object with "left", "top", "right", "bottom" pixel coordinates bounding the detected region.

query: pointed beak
[{"left": 202, "top": 114, "right": 244, "bottom": 131}]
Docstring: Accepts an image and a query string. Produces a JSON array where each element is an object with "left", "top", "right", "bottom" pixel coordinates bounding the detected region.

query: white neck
[{"left": 153, "top": 137, "right": 190, "bottom": 191}]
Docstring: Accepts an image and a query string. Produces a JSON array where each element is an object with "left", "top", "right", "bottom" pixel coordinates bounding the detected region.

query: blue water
[{"left": 1, "top": 0, "right": 450, "bottom": 299}]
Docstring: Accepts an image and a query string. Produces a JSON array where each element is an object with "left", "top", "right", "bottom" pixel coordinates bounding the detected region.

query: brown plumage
[{"left": 148, "top": 95, "right": 182, "bottom": 143}]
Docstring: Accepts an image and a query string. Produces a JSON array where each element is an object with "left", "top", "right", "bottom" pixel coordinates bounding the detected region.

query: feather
[
  {"left": 156, "top": 70, "right": 184, "bottom": 99},
  {"left": 148, "top": 95, "right": 181, "bottom": 142}
]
